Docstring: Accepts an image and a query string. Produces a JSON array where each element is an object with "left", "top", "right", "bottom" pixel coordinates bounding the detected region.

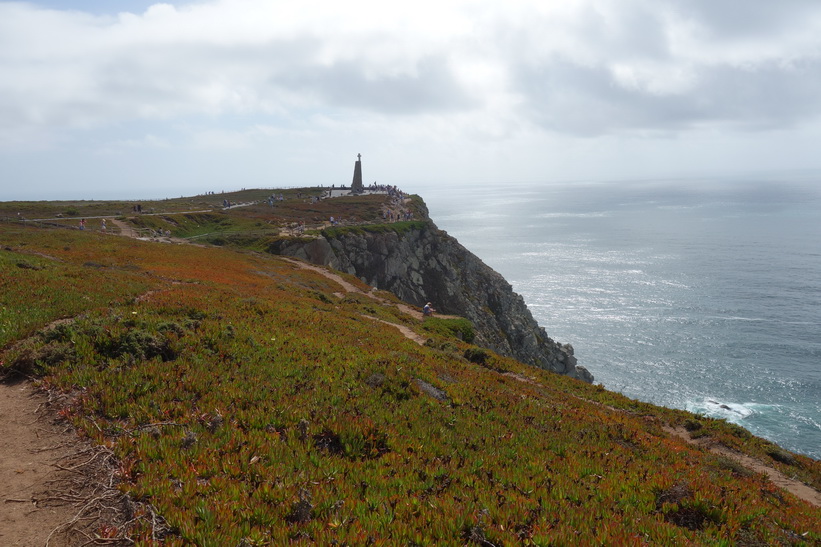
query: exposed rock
[
  {"left": 414, "top": 379, "right": 449, "bottom": 402},
  {"left": 269, "top": 216, "right": 593, "bottom": 383}
]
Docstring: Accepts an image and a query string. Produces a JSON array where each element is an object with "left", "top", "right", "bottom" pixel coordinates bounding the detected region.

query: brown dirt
[
  {"left": 502, "top": 373, "right": 820, "bottom": 508},
  {"left": 362, "top": 315, "right": 428, "bottom": 346},
  {"left": 663, "top": 425, "right": 821, "bottom": 507},
  {"left": 108, "top": 219, "right": 137, "bottom": 238},
  {"left": 0, "top": 376, "right": 159, "bottom": 546},
  {"left": 109, "top": 218, "right": 196, "bottom": 246},
  {"left": 282, "top": 258, "right": 452, "bottom": 346},
  {"left": 0, "top": 378, "right": 108, "bottom": 546}
]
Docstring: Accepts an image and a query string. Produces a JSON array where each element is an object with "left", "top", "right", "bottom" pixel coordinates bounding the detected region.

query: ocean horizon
[{"left": 418, "top": 175, "right": 821, "bottom": 459}]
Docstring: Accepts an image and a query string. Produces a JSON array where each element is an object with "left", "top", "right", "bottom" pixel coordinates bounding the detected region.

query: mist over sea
[{"left": 418, "top": 176, "right": 821, "bottom": 459}]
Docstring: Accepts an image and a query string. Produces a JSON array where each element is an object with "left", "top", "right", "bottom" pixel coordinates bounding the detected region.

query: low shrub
[
  {"left": 422, "top": 317, "right": 475, "bottom": 343},
  {"left": 767, "top": 447, "right": 799, "bottom": 466},
  {"left": 463, "top": 347, "right": 490, "bottom": 365}
]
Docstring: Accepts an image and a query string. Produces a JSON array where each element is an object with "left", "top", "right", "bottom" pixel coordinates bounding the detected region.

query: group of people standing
[
  {"left": 79, "top": 218, "right": 106, "bottom": 231},
  {"left": 382, "top": 209, "right": 414, "bottom": 222},
  {"left": 267, "top": 194, "right": 285, "bottom": 206}
]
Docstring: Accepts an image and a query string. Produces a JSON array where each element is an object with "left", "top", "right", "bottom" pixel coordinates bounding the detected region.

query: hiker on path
[{"left": 423, "top": 302, "right": 434, "bottom": 317}]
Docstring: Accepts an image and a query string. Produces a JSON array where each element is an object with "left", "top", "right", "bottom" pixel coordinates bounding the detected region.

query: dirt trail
[
  {"left": 363, "top": 315, "right": 428, "bottom": 346},
  {"left": 0, "top": 379, "right": 100, "bottom": 546},
  {"left": 280, "top": 258, "right": 431, "bottom": 345},
  {"left": 501, "top": 372, "right": 820, "bottom": 507},
  {"left": 664, "top": 426, "right": 821, "bottom": 507},
  {"left": 109, "top": 218, "right": 196, "bottom": 246},
  {"left": 109, "top": 218, "right": 137, "bottom": 238}
]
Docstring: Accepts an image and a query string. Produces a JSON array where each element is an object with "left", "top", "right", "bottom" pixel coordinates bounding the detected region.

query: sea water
[{"left": 418, "top": 176, "right": 821, "bottom": 459}]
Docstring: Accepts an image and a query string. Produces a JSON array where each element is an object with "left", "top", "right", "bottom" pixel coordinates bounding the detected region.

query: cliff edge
[{"left": 270, "top": 213, "right": 593, "bottom": 383}]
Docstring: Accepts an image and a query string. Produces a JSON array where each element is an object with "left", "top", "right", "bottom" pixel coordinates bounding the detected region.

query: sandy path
[
  {"left": 109, "top": 218, "right": 137, "bottom": 238},
  {"left": 363, "top": 315, "right": 427, "bottom": 346},
  {"left": 281, "top": 258, "right": 435, "bottom": 344},
  {"left": 501, "top": 373, "right": 820, "bottom": 507},
  {"left": 664, "top": 426, "right": 821, "bottom": 507},
  {"left": 0, "top": 380, "right": 88, "bottom": 546}
]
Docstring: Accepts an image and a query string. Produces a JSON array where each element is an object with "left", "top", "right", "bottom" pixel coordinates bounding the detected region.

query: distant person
[
  {"left": 101, "top": 218, "right": 107, "bottom": 232},
  {"left": 79, "top": 218, "right": 86, "bottom": 230},
  {"left": 423, "top": 302, "right": 434, "bottom": 317}
]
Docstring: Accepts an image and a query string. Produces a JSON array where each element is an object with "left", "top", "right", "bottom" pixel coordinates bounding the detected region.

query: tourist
[
  {"left": 79, "top": 218, "right": 85, "bottom": 230},
  {"left": 423, "top": 303, "right": 434, "bottom": 317},
  {"left": 101, "top": 219, "right": 107, "bottom": 232}
]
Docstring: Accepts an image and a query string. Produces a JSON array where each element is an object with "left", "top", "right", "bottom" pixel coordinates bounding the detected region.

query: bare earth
[
  {"left": 281, "top": 257, "right": 463, "bottom": 346},
  {"left": 0, "top": 376, "right": 143, "bottom": 547},
  {"left": 665, "top": 425, "right": 821, "bottom": 507},
  {"left": 0, "top": 379, "right": 90, "bottom": 546},
  {"left": 504, "top": 373, "right": 821, "bottom": 508}
]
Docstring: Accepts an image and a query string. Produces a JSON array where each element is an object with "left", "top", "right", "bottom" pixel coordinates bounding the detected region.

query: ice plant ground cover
[{"left": 1, "top": 191, "right": 819, "bottom": 545}]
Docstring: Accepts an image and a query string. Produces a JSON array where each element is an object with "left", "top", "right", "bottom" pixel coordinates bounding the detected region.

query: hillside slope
[
  {"left": 1, "top": 220, "right": 819, "bottom": 545},
  {"left": 270, "top": 220, "right": 593, "bottom": 383},
  {"left": 1, "top": 193, "right": 819, "bottom": 545}
]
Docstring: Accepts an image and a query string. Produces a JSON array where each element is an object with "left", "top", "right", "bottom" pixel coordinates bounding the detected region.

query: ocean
[{"left": 418, "top": 176, "right": 821, "bottom": 459}]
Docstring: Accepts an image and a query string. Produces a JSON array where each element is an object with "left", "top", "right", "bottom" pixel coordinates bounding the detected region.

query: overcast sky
[{"left": 2, "top": 0, "right": 821, "bottom": 200}]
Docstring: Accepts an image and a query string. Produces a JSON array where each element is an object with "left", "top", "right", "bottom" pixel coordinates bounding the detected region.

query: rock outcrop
[{"left": 270, "top": 217, "right": 593, "bottom": 383}]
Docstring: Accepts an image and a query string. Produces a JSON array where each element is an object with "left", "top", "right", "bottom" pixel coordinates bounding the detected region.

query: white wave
[{"left": 685, "top": 398, "right": 769, "bottom": 422}]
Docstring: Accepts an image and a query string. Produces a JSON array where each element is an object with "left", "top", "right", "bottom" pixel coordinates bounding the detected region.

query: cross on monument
[{"left": 357, "top": 153, "right": 361, "bottom": 161}]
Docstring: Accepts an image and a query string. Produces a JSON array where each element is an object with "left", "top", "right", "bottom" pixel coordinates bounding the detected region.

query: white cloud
[
  {"left": 1, "top": 0, "right": 821, "bottom": 197},
  {"left": 3, "top": 0, "right": 821, "bottom": 136}
]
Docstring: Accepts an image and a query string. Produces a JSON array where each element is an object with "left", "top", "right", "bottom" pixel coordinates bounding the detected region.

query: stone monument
[{"left": 351, "top": 153, "right": 364, "bottom": 194}]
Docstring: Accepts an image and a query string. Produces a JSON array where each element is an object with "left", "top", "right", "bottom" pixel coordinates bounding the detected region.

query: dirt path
[
  {"left": 363, "top": 315, "right": 427, "bottom": 346},
  {"left": 664, "top": 426, "right": 821, "bottom": 507},
  {"left": 109, "top": 218, "right": 137, "bottom": 238},
  {"left": 500, "top": 373, "right": 820, "bottom": 507},
  {"left": 281, "top": 258, "right": 432, "bottom": 345},
  {"left": 109, "top": 218, "right": 203, "bottom": 246},
  {"left": 0, "top": 379, "right": 113, "bottom": 546}
]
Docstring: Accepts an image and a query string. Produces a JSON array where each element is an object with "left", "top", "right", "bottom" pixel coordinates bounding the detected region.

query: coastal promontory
[{"left": 1, "top": 188, "right": 818, "bottom": 545}]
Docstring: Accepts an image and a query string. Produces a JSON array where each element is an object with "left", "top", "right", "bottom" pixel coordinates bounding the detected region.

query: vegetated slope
[
  {"left": 1, "top": 222, "right": 819, "bottom": 545},
  {"left": 146, "top": 191, "right": 594, "bottom": 383},
  {"left": 272, "top": 221, "right": 593, "bottom": 383}
]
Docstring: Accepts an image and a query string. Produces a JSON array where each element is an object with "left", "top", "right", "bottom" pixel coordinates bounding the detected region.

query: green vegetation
[
  {"left": 322, "top": 220, "right": 428, "bottom": 239},
  {"left": 422, "top": 317, "right": 476, "bottom": 343},
  {"left": 1, "top": 191, "right": 819, "bottom": 545}
]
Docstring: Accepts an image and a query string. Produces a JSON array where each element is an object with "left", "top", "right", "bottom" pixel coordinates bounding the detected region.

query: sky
[{"left": 2, "top": 0, "right": 821, "bottom": 200}]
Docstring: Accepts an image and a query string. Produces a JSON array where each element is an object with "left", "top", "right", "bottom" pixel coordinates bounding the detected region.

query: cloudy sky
[{"left": 2, "top": 0, "right": 821, "bottom": 200}]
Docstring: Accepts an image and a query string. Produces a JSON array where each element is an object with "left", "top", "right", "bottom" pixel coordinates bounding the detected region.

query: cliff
[{"left": 269, "top": 217, "right": 594, "bottom": 383}]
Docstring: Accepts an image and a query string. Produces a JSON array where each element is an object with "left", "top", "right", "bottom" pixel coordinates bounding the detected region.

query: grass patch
[{"left": 421, "top": 316, "right": 475, "bottom": 343}]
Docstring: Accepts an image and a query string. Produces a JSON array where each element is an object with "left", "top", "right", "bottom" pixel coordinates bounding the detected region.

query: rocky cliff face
[{"left": 270, "top": 221, "right": 593, "bottom": 383}]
